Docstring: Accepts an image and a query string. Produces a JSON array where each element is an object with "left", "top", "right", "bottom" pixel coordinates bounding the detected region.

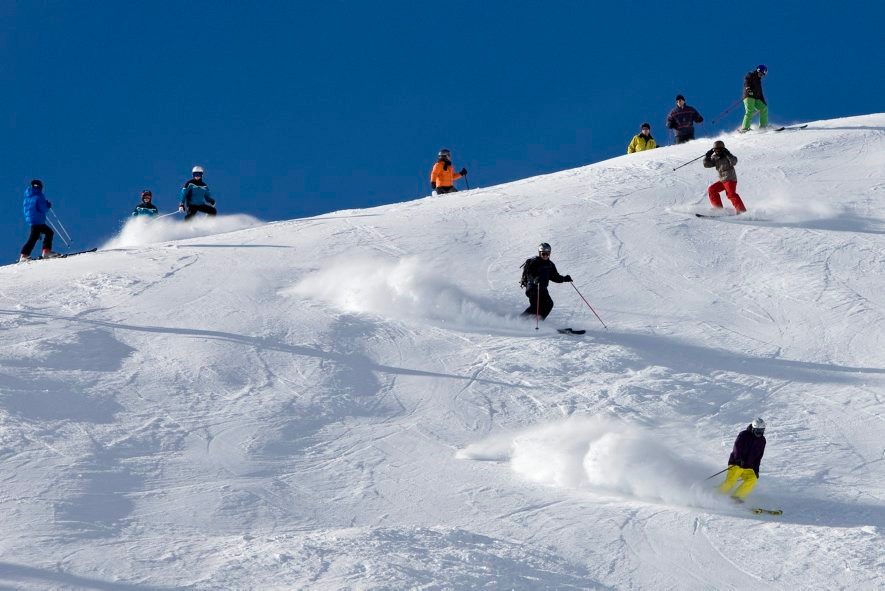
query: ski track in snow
[{"left": 0, "top": 114, "right": 883, "bottom": 589}]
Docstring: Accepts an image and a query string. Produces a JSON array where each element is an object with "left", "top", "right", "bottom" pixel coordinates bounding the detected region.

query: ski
[
  {"left": 751, "top": 507, "right": 783, "bottom": 516},
  {"left": 774, "top": 124, "right": 808, "bottom": 132},
  {"left": 695, "top": 213, "right": 733, "bottom": 219},
  {"left": 695, "top": 213, "right": 769, "bottom": 222},
  {"left": 557, "top": 328, "right": 586, "bottom": 335},
  {"left": 33, "top": 248, "right": 97, "bottom": 261}
]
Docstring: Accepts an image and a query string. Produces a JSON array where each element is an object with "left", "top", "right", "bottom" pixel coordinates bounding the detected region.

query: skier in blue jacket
[
  {"left": 19, "top": 180, "right": 60, "bottom": 262},
  {"left": 179, "top": 165, "right": 216, "bottom": 221},
  {"left": 132, "top": 189, "right": 159, "bottom": 217}
]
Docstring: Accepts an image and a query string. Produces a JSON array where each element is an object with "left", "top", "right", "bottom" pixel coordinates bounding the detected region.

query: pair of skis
[{"left": 23, "top": 248, "right": 97, "bottom": 262}]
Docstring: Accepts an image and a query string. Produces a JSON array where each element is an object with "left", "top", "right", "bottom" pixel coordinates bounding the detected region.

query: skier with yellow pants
[{"left": 719, "top": 418, "right": 767, "bottom": 501}]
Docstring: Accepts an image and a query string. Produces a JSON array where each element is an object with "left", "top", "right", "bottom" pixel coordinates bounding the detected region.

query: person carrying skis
[
  {"left": 132, "top": 189, "right": 159, "bottom": 218},
  {"left": 740, "top": 64, "right": 769, "bottom": 132},
  {"left": 179, "top": 166, "right": 216, "bottom": 220},
  {"left": 704, "top": 140, "right": 746, "bottom": 214},
  {"left": 666, "top": 95, "right": 704, "bottom": 144},
  {"left": 429, "top": 149, "right": 467, "bottom": 195},
  {"left": 627, "top": 123, "right": 657, "bottom": 153},
  {"left": 520, "top": 242, "right": 572, "bottom": 320},
  {"left": 718, "top": 418, "right": 767, "bottom": 502},
  {"left": 19, "top": 179, "right": 60, "bottom": 262}
]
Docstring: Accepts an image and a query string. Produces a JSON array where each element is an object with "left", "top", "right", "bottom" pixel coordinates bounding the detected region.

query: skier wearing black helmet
[
  {"left": 132, "top": 189, "right": 159, "bottom": 218},
  {"left": 718, "top": 418, "right": 767, "bottom": 502},
  {"left": 19, "top": 179, "right": 61, "bottom": 262},
  {"left": 429, "top": 149, "right": 467, "bottom": 195},
  {"left": 740, "top": 65, "right": 769, "bottom": 132},
  {"left": 519, "top": 243, "right": 572, "bottom": 320}
]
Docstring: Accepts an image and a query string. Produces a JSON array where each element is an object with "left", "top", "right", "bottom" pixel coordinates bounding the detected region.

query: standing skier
[
  {"left": 718, "top": 418, "right": 767, "bottom": 502},
  {"left": 519, "top": 242, "right": 572, "bottom": 321},
  {"left": 19, "top": 179, "right": 60, "bottom": 262},
  {"left": 179, "top": 166, "right": 217, "bottom": 220},
  {"left": 132, "top": 189, "right": 159, "bottom": 218},
  {"left": 740, "top": 65, "right": 769, "bottom": 132},
  {"left": 704, "top": 140, "right": 746, "bottom": 214},
  {"left": 429, "top": 149, "right": 467, "bottom": 195},
  {"left": 627, "top": 123, "right": 657, "bottom": 153},
  {"left": 666, "top": 95, "right": 704, "bottom": 144}
]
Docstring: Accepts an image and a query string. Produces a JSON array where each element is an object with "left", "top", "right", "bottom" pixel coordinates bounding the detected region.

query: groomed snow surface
[{"left": 1, "top": 114, "right": 883, "bottom": 589}]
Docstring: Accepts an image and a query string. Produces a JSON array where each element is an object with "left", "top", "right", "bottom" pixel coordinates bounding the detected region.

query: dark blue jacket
[
  {"left": 23, "top": 186, "right": 50, "bottom": 225},
  {"left": 727, "top": 425, "right": 766, "bottom": 477},
  {"left": 666, "top": 105, "right": 704, "bottom": 138}
]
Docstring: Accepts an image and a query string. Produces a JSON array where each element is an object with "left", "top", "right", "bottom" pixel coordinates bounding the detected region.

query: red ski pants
[{"left": 708, "top": 180, "right": 746, "bottom": 213}]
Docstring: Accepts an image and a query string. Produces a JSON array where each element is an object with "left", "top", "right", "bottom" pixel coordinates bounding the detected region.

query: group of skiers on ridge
[
  {"left": 624, "top": 64, "right": 769, "bottom": 215},
  {"left": 19, "top": 165, "right": 216, "bottom": 262}
]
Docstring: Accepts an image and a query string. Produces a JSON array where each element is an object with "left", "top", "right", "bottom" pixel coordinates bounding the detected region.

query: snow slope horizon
[{"left": 1, "top": 114, "right": 883, "bottom": 589}]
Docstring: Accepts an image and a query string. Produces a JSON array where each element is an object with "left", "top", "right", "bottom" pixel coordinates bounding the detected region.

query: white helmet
[
  {"left": 751, "top": 418, "right": 766, "bottom": 436},
  {"left": 192, "top": 165, "right": 204, "bottom": 175}
]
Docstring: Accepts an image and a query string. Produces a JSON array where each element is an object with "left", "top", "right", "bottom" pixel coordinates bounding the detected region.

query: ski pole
[
  {"left": 464, "top": 176, "right": 470, "bottom": 190},
  {"left": 153, "top": 211, "right": 181, "bottom": 220},
  {"left": 704, "top": 467, "right": 729, "bottom": 480},
  {"left": 535, "top": 284, "right": 541, "bottom": 331},
  {"left": 711, "top": 98, "right": 743, "bottom": 127},
  {"left": 46, "top": 219, "right": 71, "bottom": 248},
  {"left": 48, "top": 209, "right": 73, "bottom": 245},
  {"left": 570, "top": 282, "right": 607, "bottom": 330},
  {"left": 672, "top": 153, "right": 706, "bottom": 172}
]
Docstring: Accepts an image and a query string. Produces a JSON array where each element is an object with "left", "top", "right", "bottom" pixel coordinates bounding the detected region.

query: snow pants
[
  {"left": 21, "top": 224, "right": 54, "bottom": 256},
  {"left": 708, "top": 180, "right": 746, "bottom": 213},
  {"left": 718, "top": 465, "right": 758, "bottom": 500},
  {"left": 741, "top": 98, "right": 769, "bottom": 130},
  {"left": 522, "top": 287, "right": 554, "bottom": 320},
  {"left": 184, "top": 203, "right": 217, "bottom": 221},
  {"left": 436, "top": 186, "right": 457, "bottom": 194}
]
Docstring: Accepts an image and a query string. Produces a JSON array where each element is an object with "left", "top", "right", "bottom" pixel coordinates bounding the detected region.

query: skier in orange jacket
[{"left": 430, "top": 148, "right": 467, "bottom": 195}]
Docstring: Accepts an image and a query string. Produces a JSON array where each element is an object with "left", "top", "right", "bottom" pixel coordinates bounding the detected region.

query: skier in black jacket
[{"left": 520, "top": 242, "right": 572, "bottom": 320}]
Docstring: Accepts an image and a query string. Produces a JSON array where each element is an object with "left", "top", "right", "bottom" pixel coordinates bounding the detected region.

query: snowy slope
[{"left": 1, "top": 114, "right": 883, "bottom": 589}]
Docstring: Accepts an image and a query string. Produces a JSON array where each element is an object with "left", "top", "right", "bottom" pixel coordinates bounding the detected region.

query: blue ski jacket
[
  {"left": 23, "top": 186, "right": 50, "bottom": 225},
  {"left": 179, "top": 179, "right": 214, "bottom": 208}
]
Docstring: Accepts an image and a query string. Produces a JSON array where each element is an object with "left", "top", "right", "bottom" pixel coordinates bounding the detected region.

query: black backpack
[{"left": 519, "top": 257, "right": 536, "bottom": 288}]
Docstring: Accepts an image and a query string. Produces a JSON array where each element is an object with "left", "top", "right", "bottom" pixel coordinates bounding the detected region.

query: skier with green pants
[{"left": 740, "top": 65, "right": 768, "bottom": 132}]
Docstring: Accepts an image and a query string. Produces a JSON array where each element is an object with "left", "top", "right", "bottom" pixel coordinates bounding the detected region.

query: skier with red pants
[{"left": 704, "top": 140, "right": 746, "bottom": 214}]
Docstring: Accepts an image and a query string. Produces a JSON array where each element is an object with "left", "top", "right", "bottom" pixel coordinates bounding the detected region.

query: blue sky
[{"left": 1, "top": 1, "right": 881, "bottom": 258}]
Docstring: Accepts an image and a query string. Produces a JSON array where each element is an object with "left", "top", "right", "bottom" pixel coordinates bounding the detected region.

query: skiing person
[
  {"left": 429, "top": 149, "right": 467, "bottom": 195},
  {"left": 132, "top": 189, "right": 159, "bottom": 218},
  {"left": 740, "top": 65, "right": 769, "bottom": 132},
  {"left": 704, "top": 140, "right": 747, "bottom": 214},
  {"left": 666, "top": 95, "right": 704, "bottom": 144},
  {"left": 19, "top": 179, "right": 60, "bottom": 262},
  {"left": 519, "top": 242, "right": 572, "bottom": 321},
  {"left": 627, "top": 122, "right": 657, "bottom": 153},
  {"left": 179, "top": 166, "right": 216, "bottom": 220},
  {"left": 718, "top": 418, "right": 767, "bottom": 502}
]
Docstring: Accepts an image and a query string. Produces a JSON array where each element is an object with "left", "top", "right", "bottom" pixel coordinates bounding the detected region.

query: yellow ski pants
[{"left": 718, "top": 465, "right": 758, "bottom": 500}]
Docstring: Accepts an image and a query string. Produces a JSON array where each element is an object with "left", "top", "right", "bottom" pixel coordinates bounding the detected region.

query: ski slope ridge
[{"left": 0, "top": 114, "right": 883, "bottom": 589}]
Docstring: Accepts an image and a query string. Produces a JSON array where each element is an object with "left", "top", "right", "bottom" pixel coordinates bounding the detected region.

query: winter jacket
[
  {"left": 743, "top": 71, "right": 766, "bottom": 104},
  {"left": 727, "top": 425, "right": 766, "bottom": 477},
  {"left": 666, "top": 105, "right": 704, "bottom": 139},
  {"left": 704, "top": 150, "right": 739, "bottom": 182},
  {"left": 180, "top": 179, "right": 214, "bottom": 208},
  {"left": 522, "top": 256, "right": 566, "bottom": 292},
  {"left": 23, "top": 186, "right": 50, "bottom": 226},
  {"left": 132, "top": 202, "right": 159, "bottom": 217},
  {"left": 627, "top": 133, "right": 657, "bottom": 153},
  {"left": 430, "top": 159, "right": 462, "bottom": 189}
]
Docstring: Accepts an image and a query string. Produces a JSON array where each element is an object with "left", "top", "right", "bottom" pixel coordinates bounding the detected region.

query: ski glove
[
  {"left": 430, "top": 182, "right": 437, "bottom": 190},
  {"left": 46, "top": 201, "right": 52, "bottom": 209},
  {"left": 207, "top": 198, "right": 216, "bottom": 206},
  {"left": 562, "top": 275, "right": 572, "bottom": 282},
  {"left": 747, "top": 90, "right": 754, "bottom": 96},
  {"left": 460, "top": 168, "right": 467, "bottom": 176}
]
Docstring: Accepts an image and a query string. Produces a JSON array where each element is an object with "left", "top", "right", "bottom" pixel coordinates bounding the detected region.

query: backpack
[{"left": 519, "top": 257, "right": 536, "bottom": 288}]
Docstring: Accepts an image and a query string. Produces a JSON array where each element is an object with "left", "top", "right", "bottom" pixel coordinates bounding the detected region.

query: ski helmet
[
  {"left": 538, "top": 242, "right": 552, "bottom": 254},
  {"left": 756, "top": 64, "right": 768, "bottom": 76},
  {"left": 192, "top": 165, "right": 204, "bottom": 175},
  {"left": 438, "top": 148, "right": 451, "bottom": 160},
  {"left": 141, "top": 189, "right": 153, "bottom": 200},
  {"left": 30, "top": 179, "right": 43, "bottom": 190},
  {"left": 751, "top": 417, "right": 766, "bottom": 436}
]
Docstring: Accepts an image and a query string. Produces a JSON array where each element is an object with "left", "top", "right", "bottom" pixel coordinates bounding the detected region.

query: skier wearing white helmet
[
  {"left": 179, "top": 165, "right": 216, "bottom": 220},
  {"left": 718, "top": 418, "right": 767, "bottom": 502}
]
